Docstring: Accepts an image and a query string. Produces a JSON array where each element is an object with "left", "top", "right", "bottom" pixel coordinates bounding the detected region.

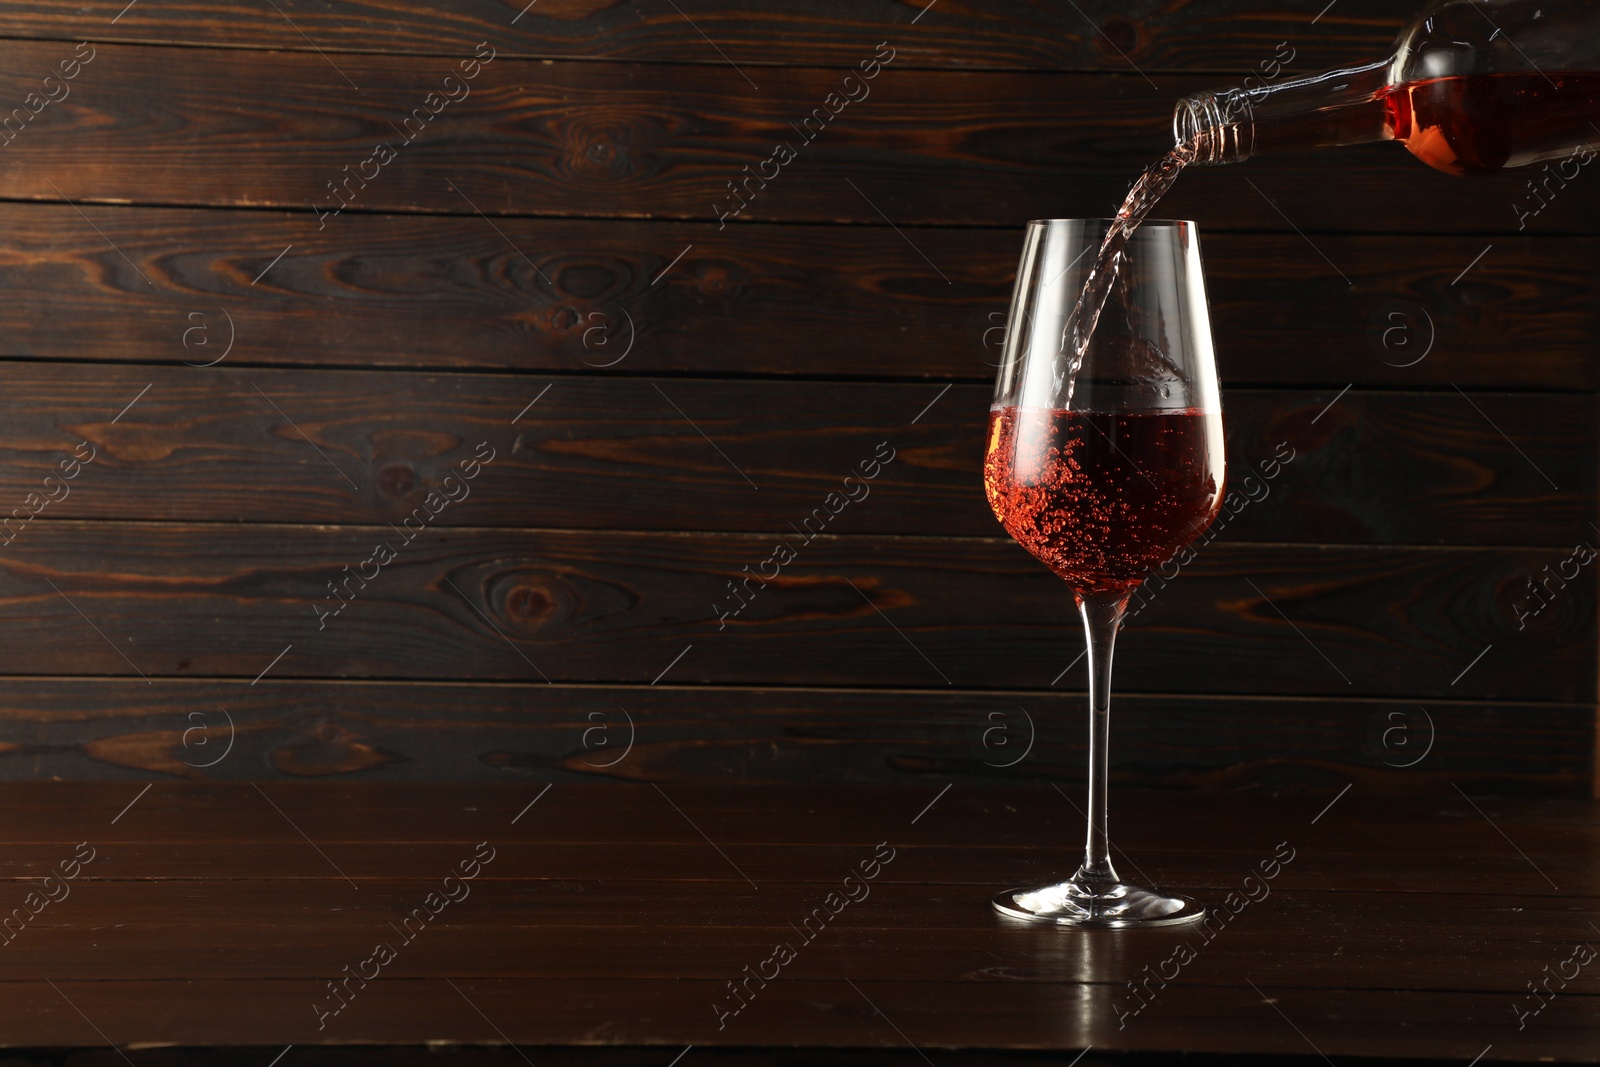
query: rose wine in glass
[{"left": 986, "top": 218, "right": 1225, "bottom": 927}]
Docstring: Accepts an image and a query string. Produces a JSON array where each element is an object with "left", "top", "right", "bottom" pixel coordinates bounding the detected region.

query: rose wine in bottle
[{"left": 1175, "top": 0, "right": 1600, "bottom": 175}]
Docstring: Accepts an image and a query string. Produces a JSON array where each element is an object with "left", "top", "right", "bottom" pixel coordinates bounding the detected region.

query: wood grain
[
  {"left": 0, "top": 838, "right": 1593, "bottom": 896},
  {"left": 0, "top": 42, "right": 1591, "bottom": 231},
  {"left": 0, "top": 5, "right": 1581, "bottom": 806},
  {"left": 0, "top": 679, "right": 1582, "bottom": 792},
  {"left": 0, "top": 977, "right": 1587, "bottom": 1060},
  {"left": 0, "top": 1, "right": 1409, "bottom": 71},
  {"left": 0, "top": 781, "right": 1589, "bottom": 843},
  {"left": 0, "top": 206, "right": 1591, "bottom": 389},
  {"left": 0, "top": 783, "right": 1587, "bottom": 1059},
  {"left": 2, "top": 887, "right": 1599, "bottom": 994},
  {"left": 0, "top": 363, "right": 1582, "bottom": 543},
  {"left": 0, "top": 784, "right": 1591, "bottom": 892},
  {"left": 0, "top": 1048, "right": 1103, "bottom": 1066},
  {"left": 0, "top": 523, "right": 1585, "bottom": 699},
  {"left": 0, "top": 1050, "right": 1455, "bottom": 1067}
]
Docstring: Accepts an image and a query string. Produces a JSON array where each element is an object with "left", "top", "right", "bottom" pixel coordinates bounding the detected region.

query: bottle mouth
[
  {"left": 1172, "top": 96, "right": 1211, "bottom": 150},
  {"left": 1173, "top": 91, "right": 1253, "bottom": 165}
]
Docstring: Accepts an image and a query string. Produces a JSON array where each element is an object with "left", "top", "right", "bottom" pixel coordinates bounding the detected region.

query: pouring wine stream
[{"left": 1063, "top": 140, "right": 1197, "bottom": 402}]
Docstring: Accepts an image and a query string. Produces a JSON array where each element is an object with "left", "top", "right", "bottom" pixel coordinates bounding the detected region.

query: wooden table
[{"left": 0, "top": 782, "right": 1593, "bottom": 1064}]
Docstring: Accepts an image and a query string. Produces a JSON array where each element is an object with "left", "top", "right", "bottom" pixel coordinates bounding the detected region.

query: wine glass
[{"left": 985, "top": 218, "right": 1225, "bottom": 927}]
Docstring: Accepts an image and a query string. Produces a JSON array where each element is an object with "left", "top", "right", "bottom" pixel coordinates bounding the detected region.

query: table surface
[{"left": 0, "top": 781, "right": 1593, "bottom": 1064}]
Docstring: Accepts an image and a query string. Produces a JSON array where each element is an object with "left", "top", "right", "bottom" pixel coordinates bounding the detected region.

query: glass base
[{"left": 992, "top": 879, "right": 1206, "bottom": 928}]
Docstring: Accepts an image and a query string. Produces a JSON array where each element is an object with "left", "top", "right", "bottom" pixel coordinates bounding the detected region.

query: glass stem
[{"left": 1076, "top": 590, "right": 1129, "bottom": 890}]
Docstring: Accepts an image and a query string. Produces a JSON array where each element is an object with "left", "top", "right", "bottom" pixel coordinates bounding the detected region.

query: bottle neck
[{"left": 1175, "top": 59, "right": 1394, "bottom": 165}]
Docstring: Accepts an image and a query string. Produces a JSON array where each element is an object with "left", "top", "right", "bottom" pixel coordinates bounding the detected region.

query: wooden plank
[
  {"left": 1207, "top": 236, "right": 1600, "bottom": 391},
  {"left": 0, "top": 1050, "right": 1377, "bottom": 1067},
  {"left": 0, "top": 1050, "right": 1111, "bottom": 1067},
  {"left": 4, "top": 780, "right": 1599, "bottom": 842},
  {"left": 0, "top": 207, "right": 1589, "bottom": 389},
  {"left": 0, "top": 1047, "right": 979, "bottom": 1067},
  {"left": 0, "top": 886, "right": 1596, "bottom": 995},
  {"left": 0, "top": 43, "right": 1591, "bottom": 231},
  {"left": 0, "top": 363, "right": 1584, "bottom": 543},
  {"left": 1216, "top": 388, "right": 1597, "bottom": 545},
  {"left": 0, "top": 680, "right": 1583, "bottom": 793},
  {"left": 0, "top": 781, "right": 1591, "bottom": 826},
  {"left": 0, "top": 825, "right": 1589, "bottom": 894},
  {"left": 0, "top": 2, "right": 1409, "bottom": 71},
  {"left": 0, "top": 976, "right": 1589, "bottom": 1059},
  {"left": 0, "top": 524, "right": 1585, "bottom": 699},
  {"left": 0, "top": 878, "right": 1593, "bottom": 942},
  {"left": 0, "top": 783, "right": 1592, "bottom": 853},
  {"left": 97, "top": 820, "right": 1600, "bottom": 884},
  {"left": 0, "top": 838, "right": 1591, "bottom": 897},
  {"left": 0, "top": 784, "right": 1590, "bottom": 898}
]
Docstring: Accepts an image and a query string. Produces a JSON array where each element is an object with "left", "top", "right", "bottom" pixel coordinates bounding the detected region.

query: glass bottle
[{"left": 1174, "top": 0, "right": 1600, "bottom": 176}]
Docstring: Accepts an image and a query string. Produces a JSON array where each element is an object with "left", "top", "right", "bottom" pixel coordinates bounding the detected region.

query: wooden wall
[{"left": 0, "top": 1, "right": 1591, "bottom": 793}]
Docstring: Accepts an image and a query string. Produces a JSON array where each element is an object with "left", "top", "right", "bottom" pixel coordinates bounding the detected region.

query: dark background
[{"left": 0, "top": 0, "right": 1590, "bottom": 794}]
